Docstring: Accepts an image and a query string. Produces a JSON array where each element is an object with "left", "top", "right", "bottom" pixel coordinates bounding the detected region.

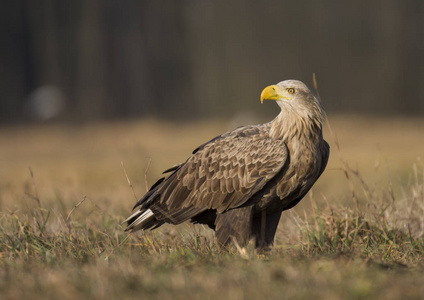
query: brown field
[{"left": 1, "top": 115, "right": 424, "bottom": 300}]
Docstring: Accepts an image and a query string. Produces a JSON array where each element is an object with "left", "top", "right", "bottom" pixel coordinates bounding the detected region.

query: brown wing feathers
[
  {"left": 127, "top": 125, "right": 289, "bottom": 229},
  {"left": 170, "top": 129, "right": 288, "bottom": 212}
]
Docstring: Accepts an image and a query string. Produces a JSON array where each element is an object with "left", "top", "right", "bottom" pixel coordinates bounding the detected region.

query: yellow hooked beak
[{"left": 260, "top": 85, "right": 291, "bottom": 104}]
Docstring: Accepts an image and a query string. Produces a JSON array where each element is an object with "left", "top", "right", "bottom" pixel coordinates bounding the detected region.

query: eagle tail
[{"left": 124, "top": 209, "right": 158, "bottom": 232}]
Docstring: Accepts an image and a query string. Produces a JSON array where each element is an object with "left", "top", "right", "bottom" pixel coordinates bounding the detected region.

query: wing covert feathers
[
  {"left": 159, "top": 125, "right": 288, "bottom": 213},
  {"left": 125, "top": 124, "right": 289, "bottom": 230}
]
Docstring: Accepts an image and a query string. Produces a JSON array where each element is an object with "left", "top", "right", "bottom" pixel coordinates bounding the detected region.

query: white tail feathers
[{"left": 124, "top": 209, "right": 155, "bottom": 232}]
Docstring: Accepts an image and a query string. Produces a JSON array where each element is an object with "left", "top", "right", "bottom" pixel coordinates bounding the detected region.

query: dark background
[{"left": 1, "top": 0, "right": 423, "bottom": 124}]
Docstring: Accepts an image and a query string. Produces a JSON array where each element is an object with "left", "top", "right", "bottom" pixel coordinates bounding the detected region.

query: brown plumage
[{"left": 124, "top": 80, "right": 329, "bottom": 249}]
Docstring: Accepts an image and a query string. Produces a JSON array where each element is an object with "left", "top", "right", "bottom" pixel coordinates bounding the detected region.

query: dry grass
[{"left": 0, "top": 115, "right": 424, "bottom": 300}]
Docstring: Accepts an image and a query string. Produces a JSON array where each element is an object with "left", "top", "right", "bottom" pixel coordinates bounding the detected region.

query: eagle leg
[
  {"left": 251, "top": 209, "right": 283, "bottom": 250},
  {"left": 214, "top": 206, "right": 253, "bottom": 247}
]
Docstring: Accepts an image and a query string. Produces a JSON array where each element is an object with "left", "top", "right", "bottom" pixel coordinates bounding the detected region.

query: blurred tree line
[{"left": 1, "top": 0, "right": 423, "bottom": 124}]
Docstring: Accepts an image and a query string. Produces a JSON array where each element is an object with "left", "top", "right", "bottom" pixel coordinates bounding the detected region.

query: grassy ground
[{"left": 0, "top": 115, "right": 423, "bottom": 299}]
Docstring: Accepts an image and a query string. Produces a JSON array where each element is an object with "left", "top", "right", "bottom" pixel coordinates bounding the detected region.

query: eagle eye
[{"left": 287, "top": 88, "right": 296, "bottom": 94}]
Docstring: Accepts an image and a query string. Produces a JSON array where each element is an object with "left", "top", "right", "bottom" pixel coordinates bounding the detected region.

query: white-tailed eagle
[{"left": 124, "top": 80, "right": 329, "bottom": 249}]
